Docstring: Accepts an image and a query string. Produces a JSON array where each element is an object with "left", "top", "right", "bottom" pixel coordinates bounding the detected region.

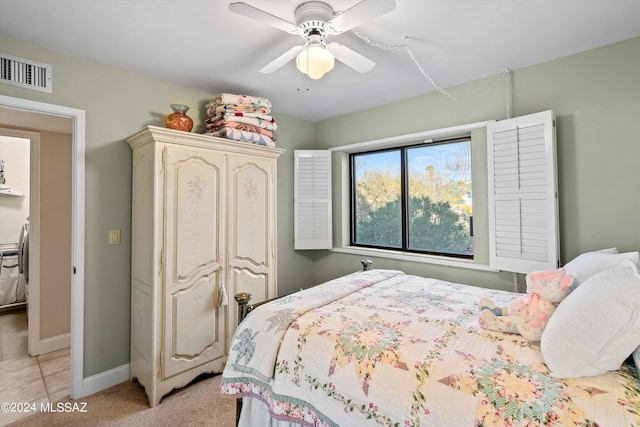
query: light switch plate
[{"left": 109, "top": 229, "right": 121, "bottom": 245}]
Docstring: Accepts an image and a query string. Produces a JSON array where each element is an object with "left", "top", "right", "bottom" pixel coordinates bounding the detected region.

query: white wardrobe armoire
[{"left": 127, "top": 126, "right": 283, "bottom": 406}]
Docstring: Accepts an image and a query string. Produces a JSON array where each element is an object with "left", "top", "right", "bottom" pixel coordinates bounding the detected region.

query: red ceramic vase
[{"left": 165, "top": 104, "right": 193, "bottom": 132}]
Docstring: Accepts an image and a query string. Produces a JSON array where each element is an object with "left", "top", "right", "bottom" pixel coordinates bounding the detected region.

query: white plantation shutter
[
  {"left": 294, "top": 150, "right": 332, "bottom": 249},
  {"left": 487, "top": 110, "right": 559, "bottom": 273}
]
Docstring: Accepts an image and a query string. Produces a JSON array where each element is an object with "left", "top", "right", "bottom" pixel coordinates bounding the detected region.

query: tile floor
[{"left": 0, "top": 308, "right": 70, "bottom": 426}]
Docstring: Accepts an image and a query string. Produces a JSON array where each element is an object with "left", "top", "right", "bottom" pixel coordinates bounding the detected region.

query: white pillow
[
  {"left": 563, "top": 250, "right": 639, "bottom": 285},
  {"left": 593, "top": 247, "right": 619, "bottom": 254},
  {"left": 541, "top": 259, "right": 640, "bottom": 378},
  {"left": 634, "top": 346, "right": 640, "bottom": 378}
]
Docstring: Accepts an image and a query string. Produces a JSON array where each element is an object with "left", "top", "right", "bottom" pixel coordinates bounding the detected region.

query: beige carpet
[{"left": 7, "top": 374, "right": 237, "bottom": 427}]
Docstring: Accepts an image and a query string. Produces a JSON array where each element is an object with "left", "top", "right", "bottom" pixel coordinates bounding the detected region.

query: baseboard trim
[
  {"left": 79, "top": 363, "right": 130, "bottom": 398},
  {"left": 39, "top": 333, "right": 70, "bottom": 355}
]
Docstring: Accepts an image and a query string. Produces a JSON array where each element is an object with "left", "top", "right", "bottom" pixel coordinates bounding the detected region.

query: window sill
[{"left": 331, "top": 246, "right": 498, "bottom": 272}]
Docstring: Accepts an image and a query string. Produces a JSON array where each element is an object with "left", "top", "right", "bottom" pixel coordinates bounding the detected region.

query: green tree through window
[{"left": 351, "top": 138, "right": 473, "bottom": 258}]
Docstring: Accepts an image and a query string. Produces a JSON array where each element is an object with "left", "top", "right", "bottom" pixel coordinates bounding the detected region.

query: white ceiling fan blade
[
  {"left": 328, "top": 43, "right": 375, "bottom": 73},
  {"left": 260, "top": 45, "right": 304, "bottom": 73},
  {"left": 326, "top": 0, "right": 396, "bottom": 35},
  {"left": 229, "top": 2, "right": 299, "bottom": 34}
]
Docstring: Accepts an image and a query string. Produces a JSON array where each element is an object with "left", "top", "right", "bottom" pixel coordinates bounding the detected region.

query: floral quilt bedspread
[{"left": 221, "top": 270, "right": 640, "bottom": 427}]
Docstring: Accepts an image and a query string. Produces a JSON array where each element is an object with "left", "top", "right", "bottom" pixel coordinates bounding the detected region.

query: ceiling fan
[{"left": 228, "top": 0, "right": 396, "bottom": 79}]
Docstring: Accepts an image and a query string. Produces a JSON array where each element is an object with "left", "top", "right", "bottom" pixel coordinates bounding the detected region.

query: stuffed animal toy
[{"left": 478, "top": 269, "right": 576, "bottom": 342}]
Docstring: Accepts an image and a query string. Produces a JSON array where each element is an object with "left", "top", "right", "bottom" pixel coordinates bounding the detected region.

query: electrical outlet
[{"left": 109, "top": 229, "right": 121, "bottom": 245}]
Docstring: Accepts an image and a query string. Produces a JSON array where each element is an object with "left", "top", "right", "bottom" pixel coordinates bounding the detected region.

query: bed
[{"left": 221, "top": 260, "right": 640, "bottom": 426}]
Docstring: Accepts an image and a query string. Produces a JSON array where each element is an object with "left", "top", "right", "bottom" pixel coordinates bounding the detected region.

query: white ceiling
[{"left": 1, "top": 0, "right": 640, "bottom": 123}]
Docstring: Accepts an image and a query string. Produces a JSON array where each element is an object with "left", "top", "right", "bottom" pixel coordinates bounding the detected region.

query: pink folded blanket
[
  {"left": 207, "top": 121, "right": 277, "bottom": 140},
  {"left": 206, "top": 107, "right": 274, "bottom": 122},
  {"left": 208, "top": 93, "right": 272, "bottom": 109},
  {"left": 206, "top": 114, "right": 278, "bottom": 131},
  {"left": 205, "top": 104, "right": 271, "bottom": 115},
  {"left": 205, "top": 127, "right": 275, "bottom": 147}
]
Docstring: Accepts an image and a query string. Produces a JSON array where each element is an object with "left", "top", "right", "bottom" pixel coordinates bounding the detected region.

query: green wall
[
  {"left": 0, "top": 34, "right": 316, "bottom": 377},
  {"left": 315, "top": 37, "right": 640, "bottom": 289},
  {"left": 1, "top": 33, "right": 639, "bottom": 381}
]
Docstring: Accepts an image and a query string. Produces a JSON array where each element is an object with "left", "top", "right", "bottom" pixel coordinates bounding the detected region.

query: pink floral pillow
[{"left": 525, "top": 268, "right": 575, "bottom": 303}]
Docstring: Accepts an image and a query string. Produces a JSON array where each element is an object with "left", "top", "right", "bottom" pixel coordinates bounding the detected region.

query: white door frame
[{"left": 0, "top": 95, "right": 85, "bottom": 399}]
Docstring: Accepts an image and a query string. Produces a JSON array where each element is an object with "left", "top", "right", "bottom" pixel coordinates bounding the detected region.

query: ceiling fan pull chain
[{"left": 296, "top": 69, "right": 310, "bottom": 92}]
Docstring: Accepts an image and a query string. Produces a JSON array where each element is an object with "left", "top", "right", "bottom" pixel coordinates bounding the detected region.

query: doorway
[
  {"left": 0, "top": 127, "right": 72, "bottom": 356},
  {"left": 0, "top": 95, "right": 85, "bottom": 400}
]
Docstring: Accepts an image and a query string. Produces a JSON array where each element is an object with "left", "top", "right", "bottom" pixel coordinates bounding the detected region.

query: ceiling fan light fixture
[{"left": 296, "top": 43, "right": 334, "bottom": 79}]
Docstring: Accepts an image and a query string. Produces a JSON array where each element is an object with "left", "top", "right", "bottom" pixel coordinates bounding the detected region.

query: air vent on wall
[{"left": 0, "top": 53, "right": 52, "bottom": 93}]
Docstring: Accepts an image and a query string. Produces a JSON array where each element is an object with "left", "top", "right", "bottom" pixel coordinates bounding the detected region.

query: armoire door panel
[
  {"left": 162, "top": 145, "right": 226, "bottom": 379},
  {"left": 168, "top": 150, "right": 222, "bottom": 281},
  {"left": 228, "top": 157, "right": 271, "bottom": 268},
  {"left": 171, "top": 275, "right": 219, "bottom": 357},
  {"left": 164, "top": 272, "right": 225, "bottom": 379},
  {"left": 231, "top": 267, "right": 269, "bottom": 306}
]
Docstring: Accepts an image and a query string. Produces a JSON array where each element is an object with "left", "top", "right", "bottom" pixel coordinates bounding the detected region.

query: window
[{"left": 350, "top": 137, "right": 473, "bottom": 258}]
